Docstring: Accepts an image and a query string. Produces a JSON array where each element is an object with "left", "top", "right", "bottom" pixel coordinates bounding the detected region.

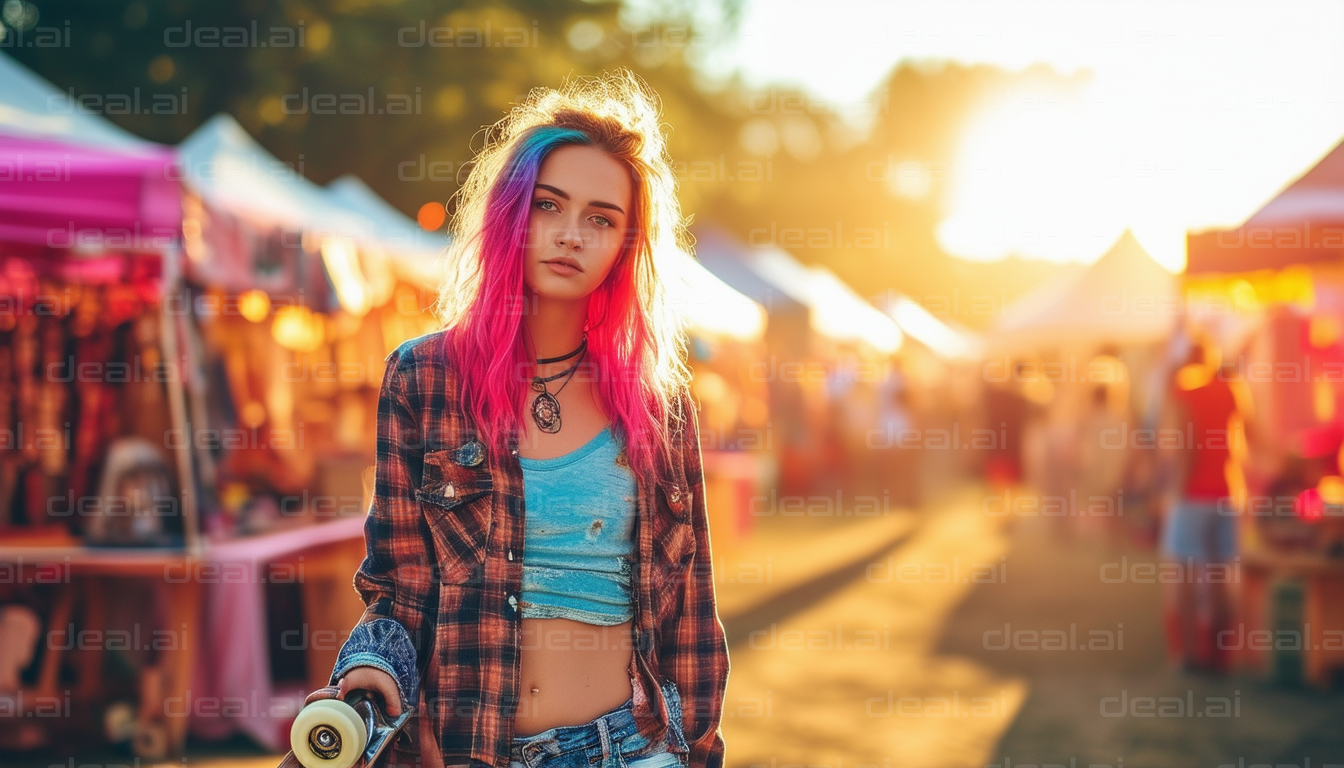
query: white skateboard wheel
[{"left": 290, "top": 698, "right": 369, "bottom": 768}]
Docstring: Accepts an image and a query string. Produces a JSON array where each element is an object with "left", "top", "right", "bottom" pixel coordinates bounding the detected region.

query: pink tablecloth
[{"left": 186, "top": 515, "right": 365, "bottom": 751}]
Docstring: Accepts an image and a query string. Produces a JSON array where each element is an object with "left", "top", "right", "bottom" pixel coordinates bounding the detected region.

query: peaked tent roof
[
  {"left": 325, "top": 175, "right": 448, "bottom": 289},
  {"left": 178, "top": 113, "right": 375, "bottom": 240},
  {"left": 802, "top": 265, "right": 903, "bottom": 354},
  {"left": 691, "top": 224, "right": 901, "bottom": 352},
  {"left": 325, "top": 175, "right": 448, "bottom": 258},
  {"left": 0, "top": 51, "right": 158, "bottom": 150},
  {"left": 1244, "top": 138, "right": 1344, "bottom": 229},
  {"left": 876, "top": 293, "right": 983, "bottom": 360},
  {"left": 325, "top": 174, "right": 446, "bottom": 252},
  {"left": 1187, "top": 135, "right": 1344, "bottom": 273},
  {"left": 991, "top": 229, "right": 1180, "bottom": 351},
  {"left": 690, "top": 226, "right": 809, "bottom": 315},
  {"left": 0, "top": 52, "right": 179, "bottom": 250},
  {"left": 654, "top": 243, "right": 766, "bottom": 342}
]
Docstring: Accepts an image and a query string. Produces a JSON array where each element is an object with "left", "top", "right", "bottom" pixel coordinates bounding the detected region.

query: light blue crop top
[{"left": 518, "top": 424, "right": 638, "bottom": 626}]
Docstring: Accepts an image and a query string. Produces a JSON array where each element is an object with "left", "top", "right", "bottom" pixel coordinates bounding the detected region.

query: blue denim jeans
[
  {"left": 1160, "top": 497, "right": 1238, "bottom": 561},
  {"left": 508, "top": 680, "right": 688, "bottom": 768}
]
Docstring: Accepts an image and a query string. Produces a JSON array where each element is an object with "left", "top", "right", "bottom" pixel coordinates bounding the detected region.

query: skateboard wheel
[
  {"left": 132, "top": 721, "right": 169, "bottom": 761},
  {"left": 290, "top": 698, "right": 368, "bottom": 768},
  {"left": 104, "top": 701, "right": 136, "bottom": 743}
]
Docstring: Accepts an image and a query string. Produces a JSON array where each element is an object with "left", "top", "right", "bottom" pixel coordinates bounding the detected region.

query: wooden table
[
  {"left": 1239, "top": 547, "right": 1344, "bottom": 687},
  {"left": 0, "top": 513, "right": 367, "bottom": 758}
]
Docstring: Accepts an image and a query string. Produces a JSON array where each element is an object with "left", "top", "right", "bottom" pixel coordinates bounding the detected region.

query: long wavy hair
[{"left": 432, "top": 70, "right": 693, "bottom": 481}]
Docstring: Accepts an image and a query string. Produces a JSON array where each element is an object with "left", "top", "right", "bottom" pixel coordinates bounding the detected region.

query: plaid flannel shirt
[{"left": 329, "top": 330, "right": 730, "bottom": 768}]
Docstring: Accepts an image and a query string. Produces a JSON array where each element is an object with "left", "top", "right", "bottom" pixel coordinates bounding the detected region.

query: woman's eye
[
  {"left": 535, "top": 199, "right": 558, "bottom": 211},
  {"left": 592, "top": 215, "right": 613, "bottom": 228}
]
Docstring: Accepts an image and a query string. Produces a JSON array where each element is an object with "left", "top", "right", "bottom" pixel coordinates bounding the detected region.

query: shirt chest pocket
[{"left": 416, "top": 440, "right": 494, "bottom": 584}]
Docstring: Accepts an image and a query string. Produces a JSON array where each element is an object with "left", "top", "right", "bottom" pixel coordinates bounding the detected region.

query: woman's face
[{"left": 522, "top": 143, "right": 634, "bottom": 303}]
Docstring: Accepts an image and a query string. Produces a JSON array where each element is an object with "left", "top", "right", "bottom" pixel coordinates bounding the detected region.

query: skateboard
[{"left": 279, "top": 685, "right": 415, "bottom": 768}]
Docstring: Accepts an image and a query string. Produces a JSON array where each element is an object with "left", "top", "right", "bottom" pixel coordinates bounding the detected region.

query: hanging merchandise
[{"left": 84, "top": 436, "right": 181, "bottom": 547}]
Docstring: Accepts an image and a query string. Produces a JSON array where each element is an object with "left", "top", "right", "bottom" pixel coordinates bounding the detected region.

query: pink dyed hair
[{"left": 432, "top": 70, "right": 693, "bottom": 481}]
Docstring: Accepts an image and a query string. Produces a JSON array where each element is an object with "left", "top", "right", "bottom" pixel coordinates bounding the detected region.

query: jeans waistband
[{"left": 509, "top": 695, "right": 639, "bottom": 761}]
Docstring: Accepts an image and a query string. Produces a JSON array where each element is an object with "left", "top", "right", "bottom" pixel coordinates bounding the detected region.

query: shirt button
[
  {"left": 507, "top": 549, "right": 514, "bottom": 561},
  {"left": 508, "top": 594, "right": 518, "bottom": 610}
]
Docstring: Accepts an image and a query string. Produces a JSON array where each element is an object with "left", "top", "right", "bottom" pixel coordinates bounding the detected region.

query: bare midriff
[
  {"left": 512, "top": 616, "right": 635, "bottom": 736},
  {"left": 507, "top": 368, "right": 636, "bottom": 738}
]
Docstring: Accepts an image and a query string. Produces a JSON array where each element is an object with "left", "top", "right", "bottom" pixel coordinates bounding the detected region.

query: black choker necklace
[{"left": 530, "top": 335, "right": 587, "bottom": 434}]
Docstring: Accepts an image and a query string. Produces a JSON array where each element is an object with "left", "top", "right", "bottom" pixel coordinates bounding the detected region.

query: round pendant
[{"left": 531, "top": 391, "right": 562, "bottom": 434}]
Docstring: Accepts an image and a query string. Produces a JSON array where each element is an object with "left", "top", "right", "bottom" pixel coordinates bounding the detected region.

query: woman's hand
[{"left": 336, "top": 666, "right": 403, "bottom": 718}]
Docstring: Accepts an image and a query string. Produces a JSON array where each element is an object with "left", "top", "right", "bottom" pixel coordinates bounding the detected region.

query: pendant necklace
[{"left": 530, "top": 335, "right": 587, "bottom": 434}]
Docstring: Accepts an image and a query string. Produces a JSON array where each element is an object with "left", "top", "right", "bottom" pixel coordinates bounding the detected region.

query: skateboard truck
[
  {"left": 286, "top": 686, "right": 415, "bottom": 768},
  {"left": 286, "top": 617, "right": 423, "bottom": 768}
]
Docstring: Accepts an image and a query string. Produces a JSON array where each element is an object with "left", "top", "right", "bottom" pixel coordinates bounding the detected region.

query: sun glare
[{"left": 718, "top": 0, "right": 1344, "bottom": 272}]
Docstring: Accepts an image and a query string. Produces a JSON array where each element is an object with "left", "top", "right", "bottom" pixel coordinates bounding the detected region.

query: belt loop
[
  {"left": 520, "top": 741, "right": 542, "bottom": 768},
  {"left": 597, "top": 714, "right": 614, "bottom": 765}
]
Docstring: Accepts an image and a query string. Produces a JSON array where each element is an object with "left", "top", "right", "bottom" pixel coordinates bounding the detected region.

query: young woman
[{"left": 327, "top": 71, "right": 730, "bottom": 768}]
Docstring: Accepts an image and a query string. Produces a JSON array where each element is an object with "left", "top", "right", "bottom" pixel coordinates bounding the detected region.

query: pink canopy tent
[
  {"left": 0, "top": 51, "right": 182, "bottom": 259},
  {"left": 0, "top": 134, "right": 180, "bottom": 255},
  {"left": 1187, "top": 135, "right": 1344, "bottom": 273}
]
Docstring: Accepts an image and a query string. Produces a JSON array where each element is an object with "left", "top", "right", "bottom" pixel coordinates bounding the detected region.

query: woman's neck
[{"left": 522, "top": 291, "right": 587, "bottom": 375}]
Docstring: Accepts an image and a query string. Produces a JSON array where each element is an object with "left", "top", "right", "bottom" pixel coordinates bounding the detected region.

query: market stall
[
  {"left": 693, "top": 225, "right": 907, "bottom": 508},
  {"left": 168, "top": 113, "right": 446, "bottom": 752},
  {"left": 653, "top": 238, "right": 768, "bottom": 551},
  {"left": 694, "top": 226, "right": 815, "bottom": 500},
  {"left": 1185, "top": 134, "right": 1344, "bottom": 687},
  {"left": 0, "top": 50, "right": 201, "bottom": 758},
  {"left": 983, "top": 230, "right": 1179, "bottom": 536},
  {"left": 0, "top": 56, "right": 447, "bottom": 755},
  {"left": 874, "top": 292, "right": 985, "bottom": 507}
]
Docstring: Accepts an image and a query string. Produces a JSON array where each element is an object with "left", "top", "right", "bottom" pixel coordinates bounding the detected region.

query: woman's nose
[{"left": 554, "top": 223, "right": 583, "bottom": 250}]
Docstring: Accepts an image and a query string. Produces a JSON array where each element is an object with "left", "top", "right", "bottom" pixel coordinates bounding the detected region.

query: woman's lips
[{"left": 544, "top": 260, "right": 581, "bottom": 276}]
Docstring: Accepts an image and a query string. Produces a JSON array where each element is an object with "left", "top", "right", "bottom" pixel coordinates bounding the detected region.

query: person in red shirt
[{"left": 1159, "top": 337, "right": 1244, "bottom": 673}]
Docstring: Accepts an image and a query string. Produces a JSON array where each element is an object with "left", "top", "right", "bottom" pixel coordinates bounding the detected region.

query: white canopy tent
[
  {"left": 326, "top": 175, "right": 446, "bottom": 257},
  {"left": 179, "top": 114, "right": 448, "bottom": 298},
  {"left": 0, "top": 51, "right": 159, "bottom": 149},
  {"left": 877, "top": 293, "right": 983, "bottom": 360},
  {"left": 748, "top": 245, "right": 903, "bottom": 354},
  {"left": 990, "top": 229, "right": 1180, "bottom": 353},
  {"left": 325, "top": 174, "right": 447, "bottom": 291},
  {"left": 692, "top": 226, "right": 810, "bottom": 317},
  {"left": 655, "top": 244, "right": 767, "bottom": 342},
  {"left": 178, "top": 113, "right": 374, "bottom": 240}
]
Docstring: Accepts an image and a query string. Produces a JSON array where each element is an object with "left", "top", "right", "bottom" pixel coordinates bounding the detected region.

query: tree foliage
[{"left": 8, "top": 0, "right": 1077, "bottom": 329}]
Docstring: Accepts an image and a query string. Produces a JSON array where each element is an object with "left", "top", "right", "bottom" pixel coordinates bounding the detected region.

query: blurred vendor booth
[
  {"left": 1186, "top": 133, "right": 1344, "bottom": 689},
  {"left": 0, "top": 52, "right": 446, "bottom": 759},
  {"left": 694, "top": 226, "right": 912, "bottom": 508},
  {"left": 656, "top": 237, "right": 769, "bottom": 552},
  {"left": 0, "top": 50, "right": 201, "bottom": 758},
  {"left": 986, "top": 230, "right": 1180, "bottom": 543},
  {"left": 168, "top": 112, "right": 446, "bottom": 753}
]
